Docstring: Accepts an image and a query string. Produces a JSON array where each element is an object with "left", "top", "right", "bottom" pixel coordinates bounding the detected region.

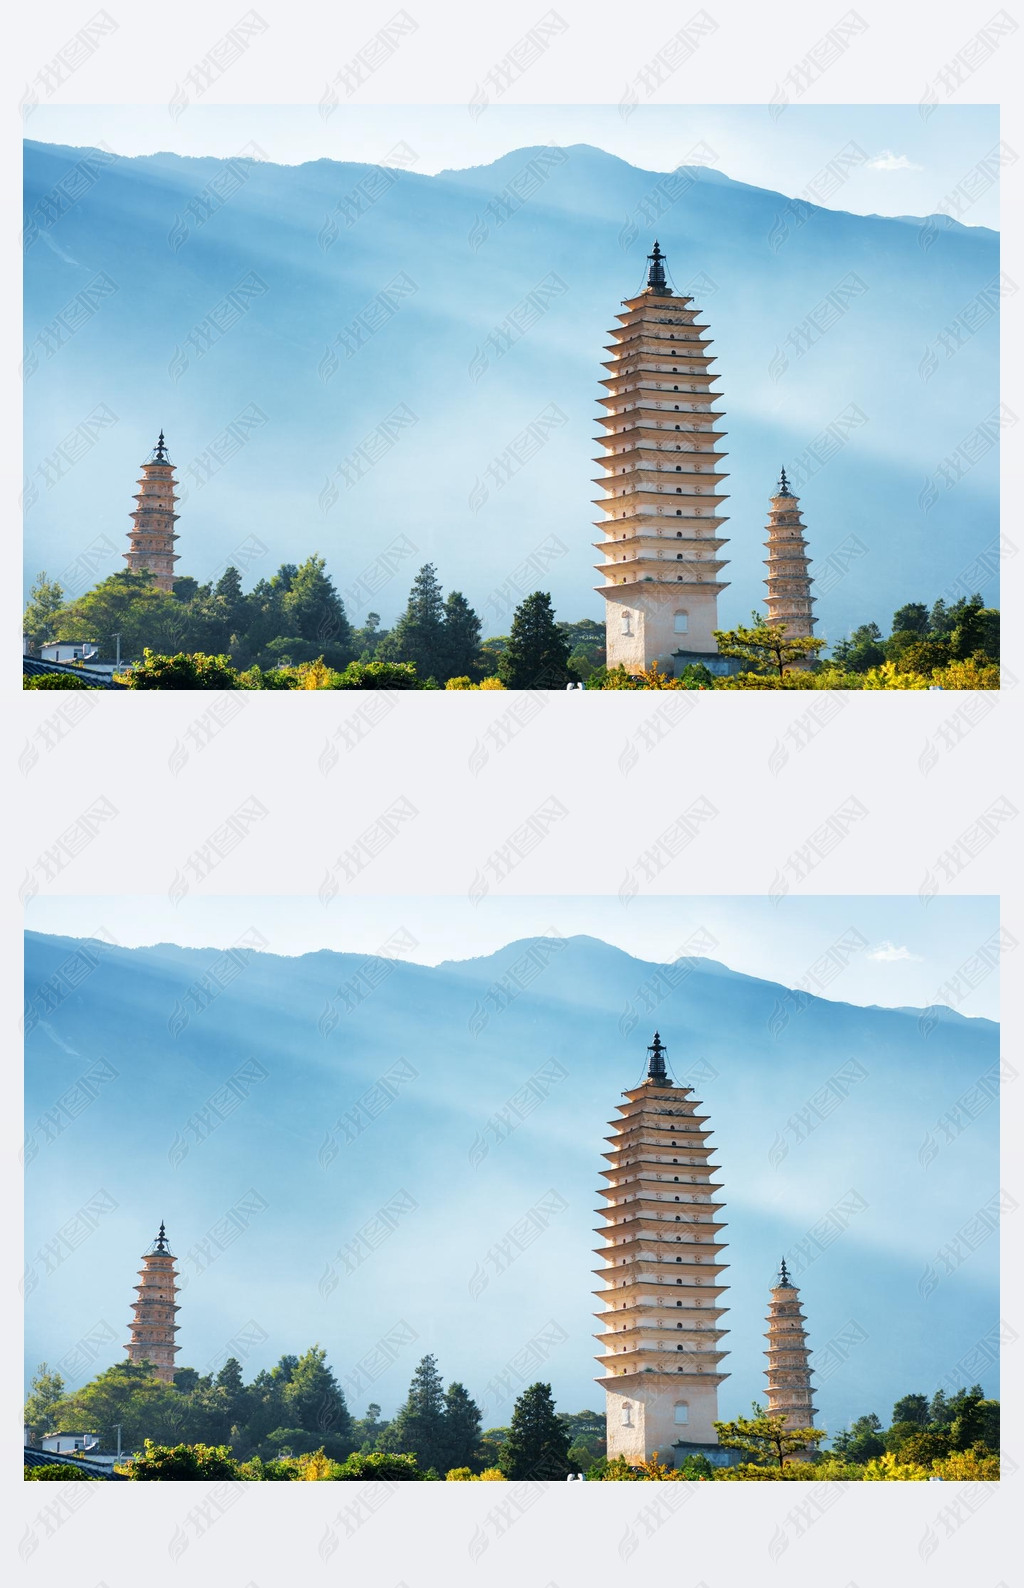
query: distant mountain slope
[
  {"left": 23, "top": 140, "right": 999, "bottom": 638},
  {"left": 24, "top": 930, "right": 998, "bottom": 1428}
]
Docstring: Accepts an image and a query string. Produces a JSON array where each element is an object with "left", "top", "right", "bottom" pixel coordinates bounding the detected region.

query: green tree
[
  {"left": 558, "top": 618, "right": 606, "bottom": 681},
  {"left": 478, "top": 1426, "right": 509, "bottom": 1470},
  {"left": 120, "top": 650, "right": 241, "bottom": 689},
  {"left": 891, "top": 1393, "right": 929, "bottom": 1428},
  {"left": 930, "top": 597, "right": 961, "bottom": 635},
  {"left": 24, "top": 1363, "right": 67, "bottom": 1439},
  {"left": 499, "top": 1382, "right": 573, "bottom": 1479},
  {"left": 834, "top": 1413, "right": 886, "bottom": 1463},
  {"left": 949, "top": 1391, "right": 998, "bottom": 1451},
  {"left": 336, "top": 1451, "right": 424, "bottom": 1480},
  {"left": 498, "top": 592, "right": 573, "bottom": 688},
  {"left": 333, "top": 659, "right": 421, "bottom": 689},
  {"left": 353, "top": 611, "right": 388, "bottom": 660},
  {"left": 352, "top": 1402, "right": 389, "bottom": 1451},
  {"left": 22, "top": 572, "right": 66, "bottom": 653},
  {"left": 379, "top": 563, "right": 448, "bottom": 680},
  {"left": 831, "top": 622, "right": 886, "bottom": 673},
  {"left": 215, "top": 1357, "right": 247, "bottom": 1430},
  {"left": 281, "top": 1346, "right": 352, "bottom": 1455},
  {"left": 898, "top": 1429, "right": 952, "bottom": 1465},
  {"left": 23, "top": 671, "right": 103, "bottom": 690},
  {"left": 713, "top": 1406, "right": 826, "bottom": 1471},
  {"left": 51, "top": 1362, "right": 184, "bottom": 1450},
  {"left": 281, "top": 554, "right": 354, "bottom": 668},
  {"left": 385, "top": 1354, "right": 448, "bottom": 1471},
  {"left": 947, "top": 595, "right": 998, "bottom": 661},
  {"left": 127, "top": 1440, "right": 240, "bottom": 1480},
  {"left": 891, "top": 602, "right": 929, "bottom": 636},
  {"left": 214, "top": 566, "right": 248, "bottom": 635},
  {"left": 442, "top": 590, "right": 483, "bottom": 680},
  {"left": 53, "top": 570, "right": 182, "bottom": 660},
  {"left": 441, "top": 1381, "right": 483, "bottom": 1473},
  {"left": 714, "top": 621, "right": 826, "bottom": 678},
  {"left": 929, "top": 1389, "right": 949, "bottom": 1423}
]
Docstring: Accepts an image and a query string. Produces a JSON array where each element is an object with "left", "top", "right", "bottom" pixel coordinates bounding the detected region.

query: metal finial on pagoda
[
  {"left": 154, "top": 430, "right": 169, "bottom": 462},
  {"left": 646, "top": 1030, "right": 671, "bottom": 1085},
  {"left": 646, "top": 239, "right": 671, "bottom": 296},
  {"left": 777, "top": 466, "right": 792, "bottom": 497},
  {"left": 778, "top": 1256, "right": 790, "bottom": 1286},
  {"left": 154, "top": 1220, "right": 170, "bottom": 1254}
]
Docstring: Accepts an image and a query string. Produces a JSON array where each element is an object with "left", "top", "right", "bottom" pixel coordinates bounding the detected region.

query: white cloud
[
  {"left": 868, "top": 941, "right": 923, "bottom": 963},
  {"left": 868, "top": 151, "right": 923, "bottom": 172}
]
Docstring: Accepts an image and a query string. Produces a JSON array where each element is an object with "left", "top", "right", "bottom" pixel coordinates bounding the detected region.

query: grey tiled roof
[
  {"left": 23, "top": 657, "right": 127, "bottom": 690},
  {"left": 23, "top": 1447, "right": 129, "bottom": 1479}
]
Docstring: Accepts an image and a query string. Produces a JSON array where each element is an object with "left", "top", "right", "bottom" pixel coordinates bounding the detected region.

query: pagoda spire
[
  {"left": 595, "top": 1033, "right": 730, "bottom": 1469},
  {"left": 646, "top": 239, "right": 671, "bottom": 296},
  {"left": 764, "top": 1262, "right": 817, "bottom": 1441},
  {"left": 593, "top": 247, "right": 730, "bottom": 674},
  {"left": 123, "top": 431, "right": 181, "bottom": 592},
  {"left": 126, "top": 1223, "right": 180, "bottom": 1384},
  {"left": 646, "top": 1031, "right": 672, "bottom": 1086},
  {"left": 763, "top": 470, "right": 815, "bottom": 642}
]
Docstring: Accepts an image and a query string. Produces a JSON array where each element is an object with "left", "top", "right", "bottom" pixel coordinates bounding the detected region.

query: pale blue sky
[
  {"left": 27, "top": 103, "right": 1000, "bottom": 227},
  {"left": 26, "top": 894, "right": 1000, "bottom": 1017}
]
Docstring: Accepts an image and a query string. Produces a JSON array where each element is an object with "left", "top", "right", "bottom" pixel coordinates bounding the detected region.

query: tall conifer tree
[
  {"left": 498, "top": 1382, "right": 573, "bottom": 1479},
  {"left": 498, "top": 592, "right": 572, "bottom": 689}
]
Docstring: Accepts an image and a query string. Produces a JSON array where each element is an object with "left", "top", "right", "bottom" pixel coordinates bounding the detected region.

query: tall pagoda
[
  {"left": 594, "top": 242, "right": 730, "bottom": 675},
  {"left": 123, "top": 432, "right": 180, "bottom": 591},
  {"left": 763, "top": 468, "right": 816, "bottom": 638},
  {"left": 763, "top": 1258, "right": 817, "bottom": 1435},
  {"left": 595, "top": 1033, "right": 730, "bottom": 1467},
  {"left": 125, "top": 1222, "right": 180, "bottom": 1384}
]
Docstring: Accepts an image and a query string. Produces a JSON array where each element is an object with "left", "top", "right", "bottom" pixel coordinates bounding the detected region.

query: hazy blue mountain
[
  {"left": 24, "top": 140, "right": 998, "bottom": 639},
  {"left": 25, "top": 930, "right": 998, "bottom": 1432}
]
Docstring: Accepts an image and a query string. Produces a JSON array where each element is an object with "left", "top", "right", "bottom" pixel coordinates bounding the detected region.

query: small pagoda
[
  {"left": 763, "top": 468, "right": 816, "bottom": 637},
  {"left": 595, "top": 1032, "right": 730, "bottom": 1467},
  {"left": 123, "top": 432, "right": 180, "bottom": 591},
  {"left": 594, "top": 242, "right": 730, "bottom": 673},
  {"left": 763, "top": 1258, "right": 817, "bottom": 1434},
  {"left": 125, "top": 1222, "right": 180, "bottom": 1384}
]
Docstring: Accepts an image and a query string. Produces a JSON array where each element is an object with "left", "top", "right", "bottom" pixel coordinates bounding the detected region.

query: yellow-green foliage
[
  {"left": 296, "top": 1448, "right": 337, "bottom": 1480},
  {"left": 932, "top": 1447, "right": 999, "bottom": 1480},
  {"left": 444, "top": 676, "right": 506, "bottom": 690},
  {"left": 932, "top": 656, "right": 1000, "bottom": 689},
  {"left": 861, "top": 661, "right": 930, "bottom": 690},
  {"left": 445, "top": 1467, "right": 475, "bottom": 1480},
  {"left": 862, "top": 1450, "right": 930, "bottom": 1480},
  {"left": 805, "top": 1454, "right": 865, "bottom": 1480},
  {"left": 477, "top": 1467, "right": 506, "bottom": 1479},
  {"left": 297, "top": 658, "right": 335, "bottom": 690}
]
